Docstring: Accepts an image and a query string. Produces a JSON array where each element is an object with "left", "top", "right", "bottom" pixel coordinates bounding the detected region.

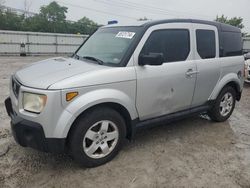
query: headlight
[{"left": 23, "top": 92, "right": 47, "bottom": 113}]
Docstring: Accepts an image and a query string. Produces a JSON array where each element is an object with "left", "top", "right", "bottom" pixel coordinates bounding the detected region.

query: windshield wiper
[{"left": 83, "top": 56, "right": 104, "bottom": 65}]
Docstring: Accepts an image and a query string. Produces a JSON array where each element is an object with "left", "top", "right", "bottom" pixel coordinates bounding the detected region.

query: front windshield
[{"left": 75, "top": 26, "right": 141, "bottom": 66}]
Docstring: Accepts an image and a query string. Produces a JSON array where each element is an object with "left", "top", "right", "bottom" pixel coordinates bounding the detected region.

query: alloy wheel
[{"left": 83, "top": 120, "right": 119, "bottom": 159}]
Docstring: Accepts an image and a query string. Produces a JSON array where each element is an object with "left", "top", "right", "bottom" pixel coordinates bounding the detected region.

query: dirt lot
[{"left": 0, "top": 56, "right": 250, "bottom": 188}]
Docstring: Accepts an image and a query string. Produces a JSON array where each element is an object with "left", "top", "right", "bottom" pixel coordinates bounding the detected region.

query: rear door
[
  {"left": 133, "top": 23, "right": 197, "bottom": 120},
  {"left": 191, "top": 24, "right": 221, "bottom": 107}
]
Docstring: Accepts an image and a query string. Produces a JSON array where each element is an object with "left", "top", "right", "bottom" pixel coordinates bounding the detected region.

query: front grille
[{"left": 12, "top": 77, "right": 21, "bottom": 98}]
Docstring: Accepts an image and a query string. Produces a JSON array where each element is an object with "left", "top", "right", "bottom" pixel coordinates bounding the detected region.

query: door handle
[{"left": 186, "top": 69, "right": 199, "bottom": 77}]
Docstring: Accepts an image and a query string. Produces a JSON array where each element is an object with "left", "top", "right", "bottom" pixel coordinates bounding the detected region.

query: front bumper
[{"left": 5, "top": 97, "right": 65, "bottom": 154}]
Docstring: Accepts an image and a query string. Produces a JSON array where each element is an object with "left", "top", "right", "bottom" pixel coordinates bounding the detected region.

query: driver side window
[{"left": 140, "top": 29, "right": 190, "bottom": 63}]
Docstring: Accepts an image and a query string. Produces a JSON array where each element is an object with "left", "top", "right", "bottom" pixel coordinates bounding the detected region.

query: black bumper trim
[{"left": 5, "top": 97, "right": 66, "bottom": 154}]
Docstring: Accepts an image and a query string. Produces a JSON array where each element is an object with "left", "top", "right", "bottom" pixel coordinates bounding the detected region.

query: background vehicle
[
  {"left": 5, "top": 19, "right": 244, "bottom": 167},
  {"left": 244, "top": 52, "right": 250, "bottom": 83}
]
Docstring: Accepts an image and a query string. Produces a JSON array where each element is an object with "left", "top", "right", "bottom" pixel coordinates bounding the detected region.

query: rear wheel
[
  {"left": 69, "top": 107, "right": 126, "bottom": 167},
  {"left": 208, "top": 86, "right": 236, "bottom": 122}
]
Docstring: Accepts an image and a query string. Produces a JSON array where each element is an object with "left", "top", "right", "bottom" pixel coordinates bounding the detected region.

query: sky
[{"left": 3, "top": 0, "right": 250, "bottom": 33}]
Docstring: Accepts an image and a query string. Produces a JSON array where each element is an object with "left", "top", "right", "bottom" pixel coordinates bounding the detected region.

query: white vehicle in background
[{"left": 245, "top": 52, "right": 250, "bottom": 83}]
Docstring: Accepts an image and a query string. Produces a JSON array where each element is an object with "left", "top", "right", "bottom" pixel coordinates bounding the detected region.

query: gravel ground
[{"left": 0, "top": 56, "right": 250, "bottom": 188}]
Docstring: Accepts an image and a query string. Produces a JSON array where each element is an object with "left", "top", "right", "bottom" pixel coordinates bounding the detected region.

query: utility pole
[{"left": 24, "top": 0, "right": 32, "bottom": 18}]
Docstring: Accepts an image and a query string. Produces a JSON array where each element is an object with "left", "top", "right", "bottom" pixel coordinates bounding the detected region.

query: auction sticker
[{"left": 116, "top": 31, "right": 135, "bottom": 39}]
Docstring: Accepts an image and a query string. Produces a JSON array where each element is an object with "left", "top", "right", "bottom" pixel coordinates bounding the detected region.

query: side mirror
[{"left": 139, "top": 53, "right": 164, "bottom": 66}]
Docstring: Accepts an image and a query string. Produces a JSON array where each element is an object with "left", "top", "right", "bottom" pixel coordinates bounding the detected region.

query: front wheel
[
  {"left": 68, "top": 107, "right": 126, "bottom": 167},
  {"left": 208, "top": 86, "right": 236, "bottom": 122}
]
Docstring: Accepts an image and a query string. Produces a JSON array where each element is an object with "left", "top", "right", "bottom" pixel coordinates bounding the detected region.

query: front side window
[
  {"left": 196, "top": 29, "right": 216, "bottom": 59},
  {"left": 140, "top": 29, "right": 190, "bottom": 63},
  {"left": 76, "top": 26, "right": 142, "bottom": 66}
]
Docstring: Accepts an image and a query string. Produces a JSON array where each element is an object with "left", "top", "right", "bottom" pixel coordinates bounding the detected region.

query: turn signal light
[{"left": 66, "top": 92, "right": 78, "bottom": 101}]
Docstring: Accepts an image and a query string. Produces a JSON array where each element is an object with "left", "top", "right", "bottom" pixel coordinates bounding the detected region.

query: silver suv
[{"left": 5, "top": 19, "right": 244, "bottom": 167}]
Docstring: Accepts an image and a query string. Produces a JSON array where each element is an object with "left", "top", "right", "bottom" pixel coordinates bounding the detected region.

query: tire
[
  {"left": 208, "top": 86, "right": 236, "bottom": 122},
  {"left": 69, "top": 107, "right": 126, "bottom": 167}
]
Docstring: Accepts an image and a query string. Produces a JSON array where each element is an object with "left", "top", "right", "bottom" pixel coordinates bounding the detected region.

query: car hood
[{"left": 15, "top": 57, "right": 108, "bottom": 89}]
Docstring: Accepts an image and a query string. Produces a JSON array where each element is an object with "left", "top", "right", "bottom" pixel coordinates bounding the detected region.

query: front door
[{"left": 134, "top": 23, "right": 197, "bottom": 120}]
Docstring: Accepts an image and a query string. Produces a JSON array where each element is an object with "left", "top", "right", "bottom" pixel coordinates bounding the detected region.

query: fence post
[
  {"left": 27, "top": 33, "right": 30, "bottom": 55},
  {"left": 55, "top": 35, "right": 58, "bottom": 54}
]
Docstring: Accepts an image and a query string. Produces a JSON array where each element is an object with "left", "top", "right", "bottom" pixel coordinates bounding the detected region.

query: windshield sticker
[{"left": 116, "top": 31, "right": 135, "bottom": 39}]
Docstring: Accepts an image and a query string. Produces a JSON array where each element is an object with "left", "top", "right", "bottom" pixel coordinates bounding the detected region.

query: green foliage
[
  {"left": 0, "top": 10, "right": 24, "bottom": 30},
  {"left": 72, "top": 17, "right": 99, "bottom": 34},
  {"left": 0, "top": 1, "right": 99, "bottom": 34},
  {"left": 215, "top": 15, "right": 244, "bottom": 29},
  {"left": 40, "top": 1, "right": 67, "bottom": 23}
]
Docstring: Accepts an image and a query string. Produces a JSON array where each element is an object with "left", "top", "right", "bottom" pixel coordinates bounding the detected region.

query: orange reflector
[{"left": 66, "top": 92, "right": 78, "bottom": 101}]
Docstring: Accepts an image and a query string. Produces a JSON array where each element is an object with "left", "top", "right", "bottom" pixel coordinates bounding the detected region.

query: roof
[{"left": 103, "top": 19, "right": 241, "bottom": 33}]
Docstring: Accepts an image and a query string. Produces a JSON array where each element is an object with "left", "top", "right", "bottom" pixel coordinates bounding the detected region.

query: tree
[
  {"left": 215, "top": 15, "right": 244, "bottom": 29},
  {"left": 72, "top": 17, "right": 99, "bottom": 34},
  {"left": 39, "top": 1, "right": 68, "bottom": 33},
  {"left": 0, "top": 9, "right": 24, "bottom": 30},
  {"left": 40, "top": 1, "right": 67, "bottom": 23},
  {"left": 22, "top": 14, "right": 47, "bottom": 32},
  {"left": 0, "top": 1, "right": 100, "bottom": 34}
]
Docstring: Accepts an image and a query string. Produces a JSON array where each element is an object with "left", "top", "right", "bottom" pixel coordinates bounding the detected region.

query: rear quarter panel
[{"left": 209, "top": 56, "right": 244, "bottom": 100}]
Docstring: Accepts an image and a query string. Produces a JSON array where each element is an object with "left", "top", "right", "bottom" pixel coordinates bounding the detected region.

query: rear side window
[
  {"left": 196, "top": 30, "right": 216, "bottom": 59},
  {"left": 222, "top": 32, "right": 242, "bottom": 57},
  {"left": 140, "top": 29, "right": 190, "bottom": 63}
]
